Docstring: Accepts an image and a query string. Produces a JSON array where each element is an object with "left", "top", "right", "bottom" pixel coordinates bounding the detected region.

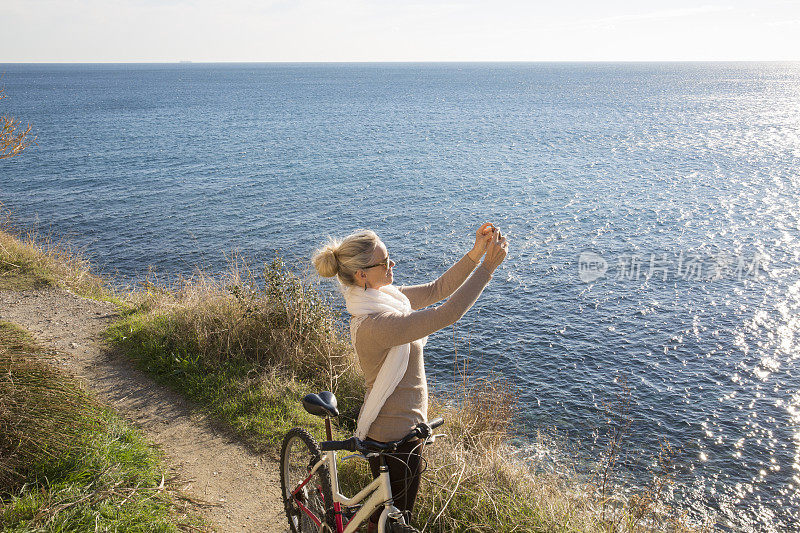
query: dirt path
[{"left": 0, "top": 288, "right": 288, "bottom": 532}]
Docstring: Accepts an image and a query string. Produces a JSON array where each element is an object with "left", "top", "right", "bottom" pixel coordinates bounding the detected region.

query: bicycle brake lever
[{"left": 427, "top": 433, "right": 447, "bottom": 444}]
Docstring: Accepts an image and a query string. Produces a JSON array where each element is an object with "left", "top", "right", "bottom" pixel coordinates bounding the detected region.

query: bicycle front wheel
[{"left": 280, "top": 428, "right": 334, "bottom": 533}]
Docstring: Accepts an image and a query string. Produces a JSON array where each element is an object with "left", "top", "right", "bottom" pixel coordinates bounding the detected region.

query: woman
[{"left": 312, "top": 223, "right": 508, "bottom": 531}]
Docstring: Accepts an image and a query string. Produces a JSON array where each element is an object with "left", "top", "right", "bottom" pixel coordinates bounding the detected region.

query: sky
[{"left": 1, "top": 0, "right": 799, "bottom": 62}]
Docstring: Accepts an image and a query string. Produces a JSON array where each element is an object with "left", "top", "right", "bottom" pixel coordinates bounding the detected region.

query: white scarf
[{"left": 343, "top": 283, "right": 428, "bottom": 440}]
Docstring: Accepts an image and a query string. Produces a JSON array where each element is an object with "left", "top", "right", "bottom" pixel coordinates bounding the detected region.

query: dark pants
[{"left": 367, "top": 437, "right": 424, "bottom": 525}]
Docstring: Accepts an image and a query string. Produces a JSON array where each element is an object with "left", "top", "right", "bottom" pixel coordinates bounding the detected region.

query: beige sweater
[{"left": 352, "top": 253, "right": 492, "bottom": 441}]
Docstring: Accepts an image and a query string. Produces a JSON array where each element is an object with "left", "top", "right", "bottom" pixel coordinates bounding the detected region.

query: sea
[{"left": 1, "top": 62, "right": 798, "bottom": 531}]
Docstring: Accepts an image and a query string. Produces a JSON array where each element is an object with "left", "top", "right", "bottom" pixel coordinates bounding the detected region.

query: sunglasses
[{"left": 364, "top": 255, "right": 392, "bottom": 269}]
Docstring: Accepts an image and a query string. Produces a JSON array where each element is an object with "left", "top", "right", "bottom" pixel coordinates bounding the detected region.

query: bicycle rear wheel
[{"left": 280, "top": 428, "right": 334, "bottom": 533}]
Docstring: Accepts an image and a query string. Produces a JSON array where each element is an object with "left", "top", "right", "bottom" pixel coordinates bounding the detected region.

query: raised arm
[
  {"left": 359, "top": 224, "right": 507, "bottom": 349},
  {"left": 399, "top": 223, "right": 495, "bottom": 310},
  {"left": 399, "top": 253, "right": 479, "bottom": 310},
  {"left": 362, "top": 266, "right": 493, "bottom": 348}
]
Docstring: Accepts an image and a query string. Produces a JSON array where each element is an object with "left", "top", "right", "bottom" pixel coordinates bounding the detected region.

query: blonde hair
[{"left": 312, "top": 229, "right": 380, "bottom": 287}]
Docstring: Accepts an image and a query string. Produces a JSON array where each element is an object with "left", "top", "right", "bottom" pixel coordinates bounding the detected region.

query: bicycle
[{"left": 280, "top": 391, "right": 444, "bottom": 533}]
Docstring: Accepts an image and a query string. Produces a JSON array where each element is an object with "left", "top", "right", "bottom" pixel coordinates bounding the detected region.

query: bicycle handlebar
[
  {"left": 319, "top": 436, "right": 361, "bottom": 453},
  {"left": 320, "top": 418, "right": 445, "bottom": 453}
]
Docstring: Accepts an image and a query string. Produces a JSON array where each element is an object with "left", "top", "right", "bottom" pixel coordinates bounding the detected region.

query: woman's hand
[
  {"left": 481, "top": 226, "right": 508, "bottom": 273},
  {"left": 468, "top": 223, "right": 495, "bottom": 262}
]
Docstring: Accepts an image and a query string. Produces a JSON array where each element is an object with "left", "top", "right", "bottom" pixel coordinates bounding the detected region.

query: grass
[
  {"left": 0, "top": 219, "right": 697, "bottom": 532},
  {"left": 0, "top": 202, "right": 110, "bottom": 299},
  {"left": 0, "top": 321, "right": 207, "bottom": 532}
]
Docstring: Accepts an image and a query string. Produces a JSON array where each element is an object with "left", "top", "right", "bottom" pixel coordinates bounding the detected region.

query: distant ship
[{"left": 179, "top": 60, "right": 192, "bottom": 64}]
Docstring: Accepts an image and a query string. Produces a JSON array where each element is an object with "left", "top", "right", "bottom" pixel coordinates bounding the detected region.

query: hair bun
[
  {"left": 312, "top": 242, "right": 340, "bottom": 278},
  {"left": 312, "top": 230, "right": 378, "bottom": 286}
]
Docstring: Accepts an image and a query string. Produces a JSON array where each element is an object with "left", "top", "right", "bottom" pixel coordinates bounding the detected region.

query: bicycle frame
[{"left": 292, "top": 448, "right": 402, "bottom": 533}]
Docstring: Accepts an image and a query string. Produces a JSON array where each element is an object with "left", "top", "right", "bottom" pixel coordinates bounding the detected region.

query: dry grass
[
  {"left": 411, "top": 376, "right": 695, "bottom": 532},
  {"left": 122, "top": 255, "right": 362, "bottom": 401},
  {"left": 0, "top": 322, "right": 102, "bottom": 491},
  {"left": 0, "top": 204, "right": 109, "bottom": 298},
  {"left": 335, "top": 372, "right": 695, "bottom": 533}
]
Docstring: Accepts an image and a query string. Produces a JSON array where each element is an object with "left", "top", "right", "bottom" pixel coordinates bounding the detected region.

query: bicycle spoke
[{"left": 280, "top": 428, "right": 334, "bottom": 533}]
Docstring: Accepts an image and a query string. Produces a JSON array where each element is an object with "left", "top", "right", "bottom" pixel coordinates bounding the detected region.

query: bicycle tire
[
  {"left": 280, "top": 427, "right": 335, "bottom": 533},
  {"left": 386, "top": 521, "right": 420, "bottom": 533}
]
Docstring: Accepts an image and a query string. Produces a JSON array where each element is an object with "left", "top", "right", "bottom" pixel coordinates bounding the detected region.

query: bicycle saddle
[{"left": 302, "top": 391, "right": 339, "bottom": 418}]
